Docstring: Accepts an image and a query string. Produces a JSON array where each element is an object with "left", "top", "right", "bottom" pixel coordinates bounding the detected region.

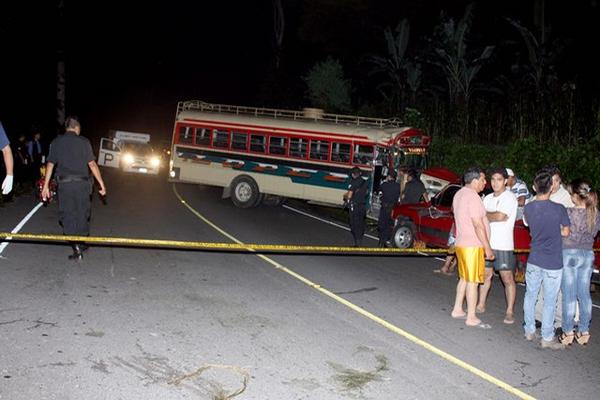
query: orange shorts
[{"left": 455, "top": 247, "right": 485, "bottom": 283}]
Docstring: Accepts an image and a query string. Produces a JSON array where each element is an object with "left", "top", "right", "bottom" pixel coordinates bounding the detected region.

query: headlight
[
  {"left": 150, "top": 157, "right": 160, "bottom": 167},
  {"left": 123, "top": 153, "right": 134, "bottom": 164}
]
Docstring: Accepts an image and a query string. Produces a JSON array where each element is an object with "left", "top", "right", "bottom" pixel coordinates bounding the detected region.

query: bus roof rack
[{"left": 178, "top": 100, "right": 403, "bottom": 128}]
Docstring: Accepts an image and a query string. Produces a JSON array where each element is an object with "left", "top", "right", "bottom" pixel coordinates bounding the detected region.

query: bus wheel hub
[{"left": 235, "top": 182, "right": 252, "bottom": 202}]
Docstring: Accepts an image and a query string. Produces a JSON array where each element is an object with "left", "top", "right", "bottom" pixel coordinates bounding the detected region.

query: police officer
[
  {"left": 42, "top": 116, "right": 106, "bottom": 260},
  {"left": 0, "top": 121, "right": 14, "bottom": 195},
  {"left": 377, "top": 170, "right": 401, "bottom": 247},
  {"left": 343, "top": 166, "right": 368, "bottom": 247}
]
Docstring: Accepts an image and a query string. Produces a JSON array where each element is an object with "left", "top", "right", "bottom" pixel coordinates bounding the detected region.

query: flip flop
[
  {"left": 451, "top": 313, "right": 467, "bottom": 320},
  {"left": 503, "top": 314, "right": 515, "bottom": 324},
  {"left": 433, "top": 269, "right": 454, "bottom": 276},
  {"left": 467, "top": 322, "right": 492, "bottom": 329}
]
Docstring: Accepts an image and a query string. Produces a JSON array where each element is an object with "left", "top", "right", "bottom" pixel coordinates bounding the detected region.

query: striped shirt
[{"left": 510, "top": 178, "right": 531, "bottom": 201}]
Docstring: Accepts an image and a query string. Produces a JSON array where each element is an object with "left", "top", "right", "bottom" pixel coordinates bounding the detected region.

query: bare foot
[
  {"left": 465, "top": 317, "right": 482, "bottom": 326},
  {"left": 451, "top": 310, "right": 467, "bottom": 319}
]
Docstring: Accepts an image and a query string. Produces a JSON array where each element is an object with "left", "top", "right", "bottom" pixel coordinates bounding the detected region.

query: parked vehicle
[
  {"left": 168, "top": 100, "right": 458, "bottom": 212},
  {"left": 98, "top": 130, "right": 161, "bottom": 175}
]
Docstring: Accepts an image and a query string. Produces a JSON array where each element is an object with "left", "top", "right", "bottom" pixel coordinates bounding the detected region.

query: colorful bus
[{"left": 168, "top": 100, "right": 455, "bottom": 211}]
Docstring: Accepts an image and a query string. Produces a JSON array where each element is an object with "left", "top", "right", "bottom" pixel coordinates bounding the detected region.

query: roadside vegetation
[{"left": 265, "top": 1, "right": 599, "bottom": 188}]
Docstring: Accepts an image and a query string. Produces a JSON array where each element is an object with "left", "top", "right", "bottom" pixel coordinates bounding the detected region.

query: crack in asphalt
[
  {"left": 0, "top": 318, "right": 23, "bottom": 326},
  {"left": 334, "top": 287, "right": 378, "bottom": 295}
]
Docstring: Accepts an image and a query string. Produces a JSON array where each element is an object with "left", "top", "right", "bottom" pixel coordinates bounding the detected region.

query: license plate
[{"left": 139, "top": 168, "right": 148, "bottom": 173}]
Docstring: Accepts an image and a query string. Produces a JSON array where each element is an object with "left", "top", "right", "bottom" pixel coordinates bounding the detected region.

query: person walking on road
[
  {"left": 377, "top": 170, "right": 401, "bottom": 247},
  {"left": 558, "top": 179, "right": 599, "bottom": 346},
  {"left": 477, "top": 167, "right": 518, "bottom": 324},
  {"left": 522, "top": 169, "right": 570, "bottom": 350},
  {"left": 450, "top": 166, "right": 495, "bottom": 329},
  {"left": 42, "top": 116, "right": 106, "bottom": 260},
  {"left": 0, "top": 121, "right": 14, "bottom": 195},
  {"left": 344, "top": 166, "right": 368, "bottom": 247}
]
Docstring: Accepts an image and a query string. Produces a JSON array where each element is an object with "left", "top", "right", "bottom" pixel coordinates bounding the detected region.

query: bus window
[
  {"left": 269, "top": 136, "right": 287, "bottom": 155},
  {"left": 179, "top": 126, "right": 194, "bottom": 144},
  {"left": 353, "top": 144, "right": 374, "bottom": 165},
  {"left": 195, "top": 127, "right": 211, "bottom": 146},
  {"left": 231, "top": 132, "right": 248, "bottom": 151},
  {"left": 331, "top": 142, "right": 351, "bottom": 163},
  {"left": 310, "top": 140, "right": 330, "bottom": 161},
  {"left": 289, "top": 138, "right": 308, "bottom": 158},
  {"left": 212, "top": 129, "right": 229, "bottom": 149},
  {"left": 250, "top": 134, "right": 266, "bottom": 153}
]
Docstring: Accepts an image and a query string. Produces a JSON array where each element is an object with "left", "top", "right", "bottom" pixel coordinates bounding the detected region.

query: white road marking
[
  {"left": 0, "top": 202, "right": 44, "bottom": 256},
  {"left": 282, "top": 204, "right": 379, "bottom": 241}
]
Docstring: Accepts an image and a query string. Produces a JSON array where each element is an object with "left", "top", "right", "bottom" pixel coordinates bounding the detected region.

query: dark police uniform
[
  {"left": 402, "top": 178, "right": 426, "bottom": 204},
  {"left": 47, "top": 131, "right": 95, "bottom": 236},
  {"left": 377, "top": 177, "right": 401, "bottom": 246},
  {"left": 348, "top": 173, "right": 368, "bottom": 247}
]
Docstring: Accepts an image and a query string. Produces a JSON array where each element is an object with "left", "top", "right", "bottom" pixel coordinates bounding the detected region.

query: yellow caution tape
[
  {"left": 2, "top": 232, "right": 599, "bottom": 255},
  {"left": 0, "top": 232, "right": 446, "bottom": 254}
]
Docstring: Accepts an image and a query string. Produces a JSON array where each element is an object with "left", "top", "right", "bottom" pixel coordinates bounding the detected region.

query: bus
[{"left": 168, "top": 100, "right": 455, "bottom": 213}]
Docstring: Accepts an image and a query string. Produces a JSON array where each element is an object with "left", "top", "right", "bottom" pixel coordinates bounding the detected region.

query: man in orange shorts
[{"left": 451, "top": 167, "right": 495, "bottom": 328}]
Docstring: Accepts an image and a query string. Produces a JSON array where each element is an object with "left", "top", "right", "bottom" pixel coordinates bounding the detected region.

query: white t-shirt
[
  {"left": 483, "top": 189, "right": 518, "bottom": 250},
  {"left": 551, "top": 185, "right": 575, "bottom": 208}
]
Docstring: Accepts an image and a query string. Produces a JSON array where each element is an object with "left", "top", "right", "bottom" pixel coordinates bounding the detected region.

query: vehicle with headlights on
[{"left": 98, "top": 130, "right": 161, "bottom": 175}]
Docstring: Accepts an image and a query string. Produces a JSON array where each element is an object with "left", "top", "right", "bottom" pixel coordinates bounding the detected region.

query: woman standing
[{"left": 559, "top": 179, "right": 600, "bottom": 345}]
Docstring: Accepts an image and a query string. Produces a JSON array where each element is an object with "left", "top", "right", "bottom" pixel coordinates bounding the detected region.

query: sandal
[
  {"left": 558, "top": 331, "right": 575, "bottom": 345},
  {"left": 575, "top": 332, "right": 591, "bottom": 346},
  {"left": 503, "top": 313, "right": 515, "bottom": 324}
]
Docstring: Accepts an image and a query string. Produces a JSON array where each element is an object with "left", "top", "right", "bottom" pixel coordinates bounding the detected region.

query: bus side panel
[{"left": 171, "top": 154, "right": 349, "bottom": 205}]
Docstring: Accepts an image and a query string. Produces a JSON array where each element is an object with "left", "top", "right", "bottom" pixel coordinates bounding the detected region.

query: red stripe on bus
[{"left": 180, "top": 118, "right": 378, "bottom": 142}]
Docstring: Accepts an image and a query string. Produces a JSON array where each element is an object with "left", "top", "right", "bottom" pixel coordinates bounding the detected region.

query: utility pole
[
  {"left": 534, "top": 0, "right": 546, "bottom": 44},
  {"left": 56, "top": 0, "right": 66, "bottom": 134}
]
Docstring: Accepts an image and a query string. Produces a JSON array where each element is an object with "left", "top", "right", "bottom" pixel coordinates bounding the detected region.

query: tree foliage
[{"left": 303, "top": 57, "right": 352, "bottom": 113}]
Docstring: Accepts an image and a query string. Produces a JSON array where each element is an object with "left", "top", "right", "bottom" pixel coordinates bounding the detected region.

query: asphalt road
[{"left": 1, "top": 168, "right": 599, "bottom": 400}]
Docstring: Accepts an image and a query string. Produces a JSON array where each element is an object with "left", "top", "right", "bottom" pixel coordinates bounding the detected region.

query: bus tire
[
  {"left": 253, "top": 193, "right": 265, "bottom": 207},
  {"left": 392, "top": 221, "right": 415, "bottom": 249},
  {"left": 262, "top": 194, "right": 285, "bottom": 206},
  {"left": 230, "top": 176, "right": 260, "bottom": 208}
]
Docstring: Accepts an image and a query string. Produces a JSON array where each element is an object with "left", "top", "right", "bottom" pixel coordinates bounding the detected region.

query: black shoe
[
  {"left": 80, "top": 244, "right": 89, "bottom": 252},
  {"left": 68, "top": 244, "right": 83, "bottom": 261}
]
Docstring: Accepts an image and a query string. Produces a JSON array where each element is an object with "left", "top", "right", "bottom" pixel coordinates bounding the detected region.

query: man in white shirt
[{"left": 477, "top": 167, "right": 518, "bottom": 324}]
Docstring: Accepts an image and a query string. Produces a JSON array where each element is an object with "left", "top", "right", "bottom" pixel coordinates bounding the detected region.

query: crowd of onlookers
[
  {"left": 448, "top": 165, "right": 597, "bottom": 349},
  {"left": 0, "top": 121, "right": 47, "bottom": 198}
]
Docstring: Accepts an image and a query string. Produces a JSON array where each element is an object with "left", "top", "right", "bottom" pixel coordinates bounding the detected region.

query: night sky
[{"left": 1, "top": 0, "right": 598, "bottom": 147}]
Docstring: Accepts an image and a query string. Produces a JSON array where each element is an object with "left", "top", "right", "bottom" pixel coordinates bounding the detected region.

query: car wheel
[
  {"left": 231, "top": 176, "right": 260, "bottom": 208},
  {"left": 393, "top": 222, "right": 414, "bottom": 249}
]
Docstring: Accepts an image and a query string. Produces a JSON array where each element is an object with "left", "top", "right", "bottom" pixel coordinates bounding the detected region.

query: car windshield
[
  {"left": 435, "top": 185, "right": 461, "bottom": 208},
  {"left": 123, "top": 142, "right": 152, "bottom": 156}
]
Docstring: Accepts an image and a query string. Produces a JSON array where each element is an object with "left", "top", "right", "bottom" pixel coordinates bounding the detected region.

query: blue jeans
[
  {"left": 561, "top": 249, "right": 594, "bottom": 333},
  {"left": 523, "top": 263, "right": 563, "bottom": 341}
]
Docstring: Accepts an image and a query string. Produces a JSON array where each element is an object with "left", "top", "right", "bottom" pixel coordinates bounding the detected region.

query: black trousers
[
  {"left": 378, "top": 204, "right": 394, "bottom": 244},
  {"left": 58, "top": 181, "right": 92, "bottom": 236},
  {"left": 349, "top": 205, "right": 366, "bottom": 246}
]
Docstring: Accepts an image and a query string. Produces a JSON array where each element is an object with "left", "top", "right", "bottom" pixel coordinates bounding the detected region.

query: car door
[
  {"left": 416, "top": 184, "right": 460, "bottom": 247},
  {"left": 98, "top": 138, "right": 121, "bottom": 168}
]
